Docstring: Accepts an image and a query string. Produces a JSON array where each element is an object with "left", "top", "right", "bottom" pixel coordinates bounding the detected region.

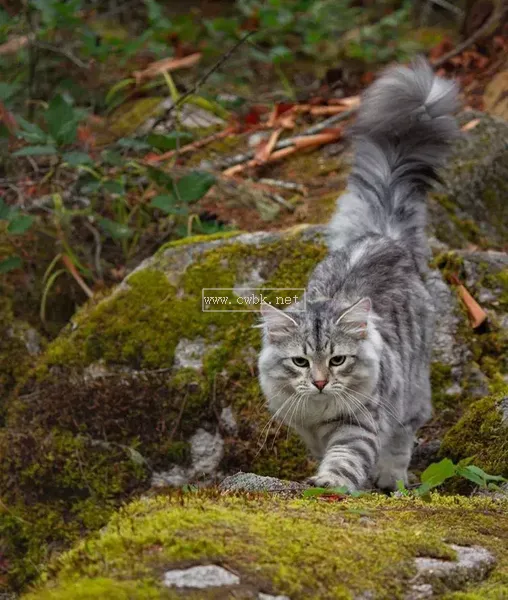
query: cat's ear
[
  {"left": 335, "top": 297, "right": 371, "bottom": 338},
  {"left": 259, "top": 302, "right": 298, "bottom": 340}
]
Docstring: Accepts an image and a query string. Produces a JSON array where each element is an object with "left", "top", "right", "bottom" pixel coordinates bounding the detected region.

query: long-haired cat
[{"left": 258, "top": 58, "right": 458, "bottom": 491}]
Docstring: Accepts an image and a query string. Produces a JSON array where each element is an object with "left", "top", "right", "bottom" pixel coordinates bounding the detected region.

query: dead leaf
[
  {"left": 461, "top": 118, "right": 481, "bottom": 131},
  {"left": 0, "top": 34, "right": 30, "bottom": 55},
  {"left": 133, "top": 52, "right": 202, "bottom": 85}
]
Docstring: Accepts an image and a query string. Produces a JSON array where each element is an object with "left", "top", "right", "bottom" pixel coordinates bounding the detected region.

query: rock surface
[
  {"left": 0, "top": 222, "right": 507, "bottom": 591},
  {"left": 21, "top": 484, "right": 508, "bottom": 599}
]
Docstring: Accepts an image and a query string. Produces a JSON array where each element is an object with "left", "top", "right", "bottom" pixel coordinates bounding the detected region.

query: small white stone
[
  {"left": 220, "top": 406, "right": 238, "bottom": 435},
  {"left": 151, "top": 466, "right": 188, "bottom": 488},
  {"left": 190, "top": 429, "right": 224, "bottom": 475},
  {"left": 258, "top": 594, "right": 291, "bottom": 600},
  {"left": 163, "top": 565, "right": 239, "bottom": 588},
  {"left": 173, "top": 338, "right": 206, "bottom": 370}
]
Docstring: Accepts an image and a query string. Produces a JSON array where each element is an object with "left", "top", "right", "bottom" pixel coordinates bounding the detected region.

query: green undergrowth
[{"left": 23, "top": 492, "right": 508, "bottom": 600}]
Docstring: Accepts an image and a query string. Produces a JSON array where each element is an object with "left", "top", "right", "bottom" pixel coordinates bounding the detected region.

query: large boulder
[
  {"left": 22, "top": 483, "right": 508, "bottom": 600},
  {"left": 1, "top": 223, "right": 507, "bottom": 591},
  {"left": 428, "top": 113, "right": 508, "bottom": 249}
]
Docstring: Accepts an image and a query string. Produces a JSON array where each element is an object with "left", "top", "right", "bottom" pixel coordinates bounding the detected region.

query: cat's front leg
[{"left": 308, "top": 424, "right": 379, "bottom": 491}]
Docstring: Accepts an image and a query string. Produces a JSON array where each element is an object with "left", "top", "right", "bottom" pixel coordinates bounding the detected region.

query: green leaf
[
  {"left": 45, "top": 95, "right": 80, "bottom": 145},
  {"left": 100, "top": 150, "right": 123, "bottom": 166},
  {"left": 303, "top": 487, "right": 329, "bottom": 497},
  {"left": 150, "top": 194, "right": 178, "bottom": 212},
  {"left": 147, "top": 131, "right": 193, "bottom": 151},
  {"left": 103, "top": 180, "right": 124, "bottom": 195},
  {"left": 456, "top": 464, "right": 507, "bottom": 488},
  {"left": 13, "top": 145, "right": 58, "bottom": 157},
  {"left": 420, "top": 458, "right": 457, "bottom": 489},
  {"left": 116, "top": 137, "right": 151, "bottom": 151},
  {"left": 145, "top": 165, "right": 175, "bottom": 192},
  {"left": 16, "top": 116, "right": 48, "bottom": 144},
  {"left": 0, "top": 255, "right": 22, "bottom": 273},
  {"left": 173, "top": 171, "right": 216, "bottom": 203},
  {"left": 62, "top": 151, "right": 93, "bottom": 167},
  {"left": 0, "top": 82, "right": 20, "bottom": 102},
  {"left": 0, "top": 198, "right": 14, "bottom": 220},
  {"left": 151, "top": 195, "right": 189, "bottom": 216},
  {"left": 7, "top": 214, "right": 34, "bottom": 235},
  {"left": 98, "top": 217, "right": 132, "bottom": 240}
]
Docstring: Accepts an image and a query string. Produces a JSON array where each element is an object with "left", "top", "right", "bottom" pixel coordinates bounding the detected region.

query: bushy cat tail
[{"left": 329, "top": 58, "right": 459, "bottom": 264}]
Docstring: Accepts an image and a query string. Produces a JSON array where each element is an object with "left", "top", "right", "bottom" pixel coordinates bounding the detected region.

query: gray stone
[
  {"left": 410, "top": 439, "right": 441, "bottom": 471},
  {"left": 404, "top": 583, "right": 433, "bottom": 599},
  {"left": 191, "top": 428, "right": 224, "bottom": 475},
  {"left": 501, "top": 397, "right": 508, "bottom": 423},
  {"left": 220, "top": 472, "right": 306, "bottom": 494},
  {"left": 428, "top": 113, "right": 508, "bottom": 248},
  {"left": 259, "top": 594, "right": 291, "bottom": 600},
  {"left": 426, "top": 270, "right": 463, "bottom": 367},
  {"left": 173, "top": 337, "right": 206, "bottom": 370},
  {"left": 220, "top": 405, "right": 238, "bottom": 435},
  {"left": 151, "top": 428, "right": 224, "bottom": 488},
  {"left": 163, "top": 565, "right": 240, "bottom": 588},
  {"left": 414, "top": 544, "right": 496, "bottom": 589}
]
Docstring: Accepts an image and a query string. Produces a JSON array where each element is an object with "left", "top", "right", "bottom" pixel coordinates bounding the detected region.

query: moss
[
  {"left": 158, "top": 230, "right": 242, "bottom": 252},
  {"left": 482, "top": 268, "right": 508, "bottom": 313},
  {"left": 24, "top": 578, "right": 163, "bottom": 600},
  {"left": 1, "top": 230, "right": 328, "bottom": 591},
  {"left": 0, "top": 294, "right": 43, "bottom": 424},
  {"left": 23, "top": 492, "right": 508, "bottom": 600},
  {"left": 430, "top": 362, "right": 455, "bottom": 412},
  {"left": 440, "top": 387, "right": 508, "bottom": 477}
]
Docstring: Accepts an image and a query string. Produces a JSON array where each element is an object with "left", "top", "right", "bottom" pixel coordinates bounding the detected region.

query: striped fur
[{"left": 258, "top": 59, "right": 458, "bottom": 491}]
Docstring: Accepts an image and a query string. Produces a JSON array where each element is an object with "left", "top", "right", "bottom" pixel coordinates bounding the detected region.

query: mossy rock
[
  {"left": 440, "top": 387, "right": 508, "bottom": 477},
  {"left": 428, "top": 113, "right": 508, "bottom": 249},
  {"left": 22, "top": 490, "right": 508, "bottom": 600},
  {"left": 0, "top": 294, "right": 42, "bottom": 423},
  {"left": 1, "top": 226, "right": 506, "bottom": 592},
  {"left": 0, "top": 227, "right": 326, "bottom": 590}
]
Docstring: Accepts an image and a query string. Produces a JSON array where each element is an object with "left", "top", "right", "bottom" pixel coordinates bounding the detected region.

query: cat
[{"left": 257, "top": 58, "right": 458, "bottom": 491}]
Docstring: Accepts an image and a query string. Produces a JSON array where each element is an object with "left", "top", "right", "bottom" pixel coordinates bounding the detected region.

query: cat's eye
[
  {"left": 329, "top": 355, "right": 347, "bottom": 367},
  {"left": 292, "top": 357, "right": 310, "bottom": 368}
]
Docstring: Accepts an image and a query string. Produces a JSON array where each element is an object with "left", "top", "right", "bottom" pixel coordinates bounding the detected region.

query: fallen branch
[
  {"left": 267, "top": 192, "right": 295, "bottom": 212},
  {"left": 255, "top": 128, "right": 282, "bottom": 162},
  {"left": 217, "top": 109, "right": 354, "bottom": 171},
  {"left": 133, "top": 53, "right": 202, "bottom": 85},
  {"left": 258, "top": 178, "right": 308, "bottom": 195},
  {"left": 432, "top": 2, "right": 507, "bottom": 69},
  {"left": 223, "top": 129, "right": 343, "bottom": 177},
  {"left": 34, "top": 41, "right": 90, "bottom": 70},
  {"left": 146, "top": 126, "right": 236, "bottom": 163}
]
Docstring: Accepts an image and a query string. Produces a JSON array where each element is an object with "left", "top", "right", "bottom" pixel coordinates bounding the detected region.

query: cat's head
[{"left": 257, "top": 297, "right": 381, "bottom": 407}]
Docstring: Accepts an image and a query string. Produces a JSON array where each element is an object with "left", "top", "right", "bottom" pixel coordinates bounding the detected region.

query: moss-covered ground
[{"left": 22, "top": 491, "right": 508, "bottom": 600}]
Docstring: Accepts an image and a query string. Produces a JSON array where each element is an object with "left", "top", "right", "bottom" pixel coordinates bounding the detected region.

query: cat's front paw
[{"left": 307, "top": 473, "right": 357, "bottom": 491}]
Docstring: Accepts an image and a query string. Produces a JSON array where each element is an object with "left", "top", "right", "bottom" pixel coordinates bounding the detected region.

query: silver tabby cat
[{"left": 258, "top": 59, "right": 458, "bottom": 491}]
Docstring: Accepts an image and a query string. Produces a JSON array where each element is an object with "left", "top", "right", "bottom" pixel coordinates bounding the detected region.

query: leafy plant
[
  {"left": 399, "top": 458, "right": 507, "bottom": 498},
  {"left": 13, "top": 95, "right": 86, "bottom": 158}
]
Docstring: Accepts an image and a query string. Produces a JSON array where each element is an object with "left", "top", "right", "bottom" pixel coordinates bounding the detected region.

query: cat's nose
[{"left": 312, "top": 379, "right": 328, "bottom": 391}]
